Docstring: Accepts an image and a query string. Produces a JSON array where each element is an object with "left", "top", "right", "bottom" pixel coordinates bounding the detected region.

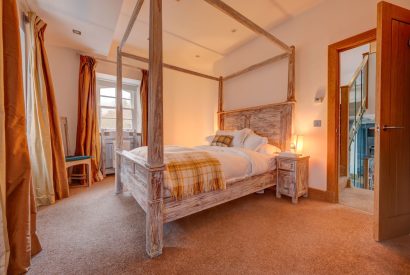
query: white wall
[
  {"left": 223, "top": 57, "right": 288, "bottom": 110},
  {"left": 94, "top": 61, "right": 217, "bottom": 146},
  {"left": 214, "top": 0, "right": 410, "bottom": 191},
  {"left": 163, "top": 69, "right": 218, "bottom": 146},
  {"left": 46, "top": 44, "right": 79, "bottom": 155},
  {"left": 47, "top": 44, "right": 217, "bottom": 151},
  {"left": 340, "top": 44, "right": 370, "bottom": 86},
  {"left": 340, "top": 45, "right": 376, "bottom": 117}
]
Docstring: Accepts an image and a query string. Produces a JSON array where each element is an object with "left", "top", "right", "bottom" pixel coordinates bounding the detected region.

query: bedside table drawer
[
  {"left": 276, "top": 156, "right": 309, "bottom": 203},
  {"left": 278, "top": 170, "right": 295, "bottom": 194},
  {"left": 278, "top": 159, "right": 295, "bottom": 171}
]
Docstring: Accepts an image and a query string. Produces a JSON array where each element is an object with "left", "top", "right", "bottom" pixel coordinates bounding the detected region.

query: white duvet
[{"left": 128, "top": 145, "right": 276, "bottom": 183}]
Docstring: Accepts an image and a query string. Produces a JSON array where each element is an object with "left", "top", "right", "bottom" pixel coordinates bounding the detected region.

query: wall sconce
[
  {"left": 314, "top": 88, "right": 326, "bottom": 103},
  {"left": 314, "top": 96, "right": 324, "bottom": 103}
]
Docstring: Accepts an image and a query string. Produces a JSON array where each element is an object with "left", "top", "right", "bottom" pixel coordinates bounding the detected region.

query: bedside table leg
[
  {"left": 303, "top": 192, "right": 308, "bottom": 198},
  {"left": 292, "top": 196, "right": 298, "bottom": 204}
]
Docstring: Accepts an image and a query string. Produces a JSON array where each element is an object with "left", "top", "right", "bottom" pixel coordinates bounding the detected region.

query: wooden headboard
[{"left": 219, "top": 102, "right": 294, "bottom": 151}]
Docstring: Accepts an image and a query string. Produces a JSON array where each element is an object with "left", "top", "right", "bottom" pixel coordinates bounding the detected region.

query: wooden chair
[{"left": 60, "top": 117, "right": 92, "bottom": 187}]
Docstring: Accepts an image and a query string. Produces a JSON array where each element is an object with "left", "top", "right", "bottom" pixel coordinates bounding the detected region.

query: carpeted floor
[
  {"left": 339, "top": 187, "right": 374, "bottom": 214},
  {"left": 29, "top": 176, "right": 410, "bottom": 274}
]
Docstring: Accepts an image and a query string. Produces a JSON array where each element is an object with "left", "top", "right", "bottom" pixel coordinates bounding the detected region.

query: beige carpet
[
  {"left": 339, "top": 187, "right": 374, "bottom": 214},
  {"left": 29, "top": 177, "right": 410, "bottom": 274}
]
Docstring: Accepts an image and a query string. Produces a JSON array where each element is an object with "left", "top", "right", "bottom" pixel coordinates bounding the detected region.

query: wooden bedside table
[{"left": 276, "top": 155, "right": 309, "bottom": 203}]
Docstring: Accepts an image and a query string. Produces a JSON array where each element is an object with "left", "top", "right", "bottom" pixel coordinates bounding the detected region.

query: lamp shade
[
  {"left": 291, "top": 135, "right": 304, "bottom": 155},
  {"left": 295, "top": 135, "right": 304, "bottom": 154}
]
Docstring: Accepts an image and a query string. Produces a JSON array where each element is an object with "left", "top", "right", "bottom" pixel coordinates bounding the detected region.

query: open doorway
[
  {"left": 327, "top": 29, "right": 376, "bottom": 208},
  {"left": 338, "top": 42, "right": 376, "bottom": 213},
  {"left": 328, "top": 2, "right": 410, "bottom": 240}
]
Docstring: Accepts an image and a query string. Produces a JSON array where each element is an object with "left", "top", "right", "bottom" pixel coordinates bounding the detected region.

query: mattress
[
  {"left": 127, "top": 145, "right": 277, "bottom": 197},
  {"left": 192, "top": 145, "right": 276, "bottom": 183}
]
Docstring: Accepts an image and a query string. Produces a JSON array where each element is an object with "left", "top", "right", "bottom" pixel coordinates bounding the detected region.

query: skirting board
[{"left": 308, "top": 188, "right": 337, "bottom": 203}]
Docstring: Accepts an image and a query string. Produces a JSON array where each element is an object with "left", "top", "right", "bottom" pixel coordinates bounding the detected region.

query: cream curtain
[
  {"left": 2, "top": 0, "right": 42, "bottom": 273},
  {"left": 26, "top": 12, "right": 69, "bottom": 206}
]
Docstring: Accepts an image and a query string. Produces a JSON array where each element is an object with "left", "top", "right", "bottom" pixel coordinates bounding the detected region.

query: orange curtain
[
  {"left": 75, "top": 56, "right": 103, "bottom": 182},
  {"left": 2, "top": 0, "right": 41, "bottom": 273},
  {"left": 140, "top": 70, "right": 148, "bottom": 146},
  {"left": 27, "top": 13, "right": 69, "bottom": 204},
  {"left": 0, "top": 1, "right": 9, "bottom": 273}
]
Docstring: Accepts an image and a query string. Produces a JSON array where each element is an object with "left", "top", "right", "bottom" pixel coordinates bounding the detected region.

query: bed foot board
[{"left": 146, "top": 167, "right": 165, "bottom": 257}]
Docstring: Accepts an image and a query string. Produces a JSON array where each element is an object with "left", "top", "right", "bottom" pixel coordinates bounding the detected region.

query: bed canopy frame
[{"left": 115, "top": 0, "right": 295, "bottom": 257}]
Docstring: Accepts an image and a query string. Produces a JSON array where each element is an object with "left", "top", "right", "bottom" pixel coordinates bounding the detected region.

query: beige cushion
[
  {"left": 210, "top": 135, "right": 233, "bottom": 147},
  {"left": 216, "top": 128, "right": 253, "bottom": 147}
]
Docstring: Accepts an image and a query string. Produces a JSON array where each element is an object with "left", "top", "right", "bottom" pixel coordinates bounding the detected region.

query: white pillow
[
  {"left": 256, "top": 144, "right": 281, "bottom": 155},
  {"left": 243, "top": 133, "right": 268, "bottom": 150},
  {"left": 205, "top": 135, "right": 214, "bottom": 144},
  {"left": 216, "top": 128, "right": 252, "bottom": 147}
]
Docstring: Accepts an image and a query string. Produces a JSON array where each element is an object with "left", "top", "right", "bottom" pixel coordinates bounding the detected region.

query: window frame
[{"left": 96, "top": 78, "right": 140, "bottom": 131}]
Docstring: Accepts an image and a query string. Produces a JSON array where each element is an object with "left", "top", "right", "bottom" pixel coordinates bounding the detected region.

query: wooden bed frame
[{"left": 115, "top": 0, "right": 296, "bottom": 257}]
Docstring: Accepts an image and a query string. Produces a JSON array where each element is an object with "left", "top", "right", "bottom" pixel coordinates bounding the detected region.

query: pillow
[
  {"left": 205, "top": 135, "right": 214, "bottom": 144},
  {"left": 216, "top": 128, "right": 252, "bottom": 147},
  {"left": 210, "top": 135, "right": 233, "bottom": 147},
  {"left": 243, "top": 133, "right": 268, "bottom": 150},
  {"left": 256, "top": 144, "right": 281, "bottom": 155}
]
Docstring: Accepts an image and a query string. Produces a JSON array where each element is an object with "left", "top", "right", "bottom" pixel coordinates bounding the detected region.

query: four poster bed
[{"left": 115, "top": 0, "right": 296, "bottom": 257}]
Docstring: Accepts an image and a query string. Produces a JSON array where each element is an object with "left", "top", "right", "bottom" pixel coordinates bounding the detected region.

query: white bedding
[{"left": 128, "top": 145, "right": 276, "bottom": 183}]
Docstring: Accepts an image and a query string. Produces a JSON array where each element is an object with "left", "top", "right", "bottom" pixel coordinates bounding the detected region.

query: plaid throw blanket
[
  {"left": 164, "top": 151, "right": 226, "bottom": 199},
  {"left": 129, "top": 146, "right": 226, "bottom": 199}
]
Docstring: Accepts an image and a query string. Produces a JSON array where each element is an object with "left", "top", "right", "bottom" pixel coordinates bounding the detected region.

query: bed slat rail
[
  {"left": 119, "top": 151, "right": 149, "bottom": 212},
  {"left": 164, "top": 173, "right": 275, "bottom": 223}
]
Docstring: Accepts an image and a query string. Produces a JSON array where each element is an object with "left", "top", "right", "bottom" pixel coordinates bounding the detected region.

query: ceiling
[
  {"left": 28, "top": 0, "right": 325, "bottom": 74},
  {"left": 27, "top": 0, "right": 123, "bottom": 55}
]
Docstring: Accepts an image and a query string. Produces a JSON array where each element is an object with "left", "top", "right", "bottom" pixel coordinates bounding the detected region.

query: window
[{"left": 96, "top": 75, "right": 141, "bottom": 131}]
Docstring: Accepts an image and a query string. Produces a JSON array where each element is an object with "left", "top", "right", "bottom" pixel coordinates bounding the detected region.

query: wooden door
[{"left": 375, "top": 1, "right": 410, "bottom": 240}]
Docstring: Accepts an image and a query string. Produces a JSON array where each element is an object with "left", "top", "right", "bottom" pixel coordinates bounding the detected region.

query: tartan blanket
[
  {"left": 129, "top": 146, "right": 226, "bottom": 199},
  {"left": 164, "top": 151, "right": 226, "bottom": 199}
]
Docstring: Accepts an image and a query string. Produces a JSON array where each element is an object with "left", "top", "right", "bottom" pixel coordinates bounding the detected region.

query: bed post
[
  {"left": 115, "top": 46, "right": 124, "bottom": 194},
  {"left": 287, "top": 46, "right": 296, "bottom": 102},
  {"left": 146, "top": 0, "right": 165, "bottom": 258},
  {"left": 218, "top": 76, "right": 224, "bottom": 130}
]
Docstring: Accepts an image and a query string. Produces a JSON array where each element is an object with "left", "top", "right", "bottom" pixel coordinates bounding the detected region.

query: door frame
[{"left": 327, "top": 29, "right": 377, "bottom": 203}]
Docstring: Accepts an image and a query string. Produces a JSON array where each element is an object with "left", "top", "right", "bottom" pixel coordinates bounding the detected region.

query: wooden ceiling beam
[
  {"left": 203, "top": 0, "right": 292, "bottom": 53},
  {"left": 119, "top": 0, "right": 145, "bottom": 50},
  {"left": 121, "top": 52, "right": 220, "bottom": 81}
]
